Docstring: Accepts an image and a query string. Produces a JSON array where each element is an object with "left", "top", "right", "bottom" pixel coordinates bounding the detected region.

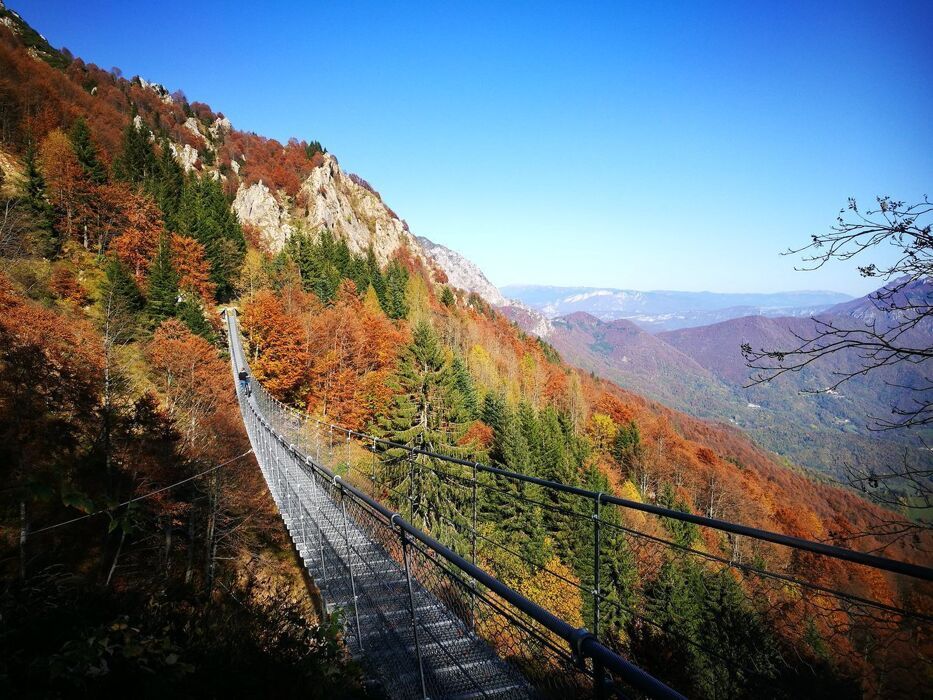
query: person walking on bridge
[{"left": 238, "top": 368, "right": 251, "bottom": 397}]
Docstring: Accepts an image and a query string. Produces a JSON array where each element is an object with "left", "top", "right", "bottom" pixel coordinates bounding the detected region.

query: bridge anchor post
[
  {"left": 401, "top": 528, "right": 428, "bottom": 700},
  {"left": 340, "top": 484, "right": 364, "bottom": 651}
]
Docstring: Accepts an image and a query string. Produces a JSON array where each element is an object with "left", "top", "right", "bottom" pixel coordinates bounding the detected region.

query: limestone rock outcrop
[
  {"left": 232, "top": 181, "right": 294, "bottom": 251},
  {"left": 415, "top": 235, "right": 507, "bottom": 307},
  {"left": 296, "top": 154, "right": 420, "bottom": 266}
]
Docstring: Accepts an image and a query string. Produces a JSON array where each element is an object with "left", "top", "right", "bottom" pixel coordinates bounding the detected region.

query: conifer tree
[
  {"left": 113, "top": 117, "right": 157, "bottom": 185},
  {"left": 440, "top": 286, "right": 455, "bottom": 307},
  {"left": 21, "top": 145, "right": 57, "bottom": 256},
  {"left": 536, "top": 406, "right": 586, "bottom": 564},
  {"left": 450, "top": 355, "right": 477, "bottom": 420},
  {"left": 479, "top": 399, "right": 548, "bottom": 572},
  {"left": 67, "top": 117, "right": 107, "bottom": 184},
  {"left": 178, "top": 295, "right": 215, "bottom": 342},
  {"left": 375, "top": 321, "right": 471, "bottom": 542},
  {"left": 149, "top": 138, "right": 184, "bottom": 228},
  {"left": 101, "top": 256, "right": 144, "bottom": 315},
  {"left": 176, "top": 177, "right": 244, "bottom": 300},
  {"left": 366, "top": 247, "right": 386, "bottom": 303},
  {"left": 612, "top": 420, "right": 642, "bottom": 474},
  {"left": 146, "top": 236, "right": 179, "bottom": 322},
  {"left": 383, "top": 259, "right": 409, "bottom": 319},
  {"left": 481, "top": 393, "right": 507, "bottom": 457}
]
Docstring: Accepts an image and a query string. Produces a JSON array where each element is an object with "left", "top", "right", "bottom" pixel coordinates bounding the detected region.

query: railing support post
[
  {"left": 594, "top": 657, "right": 609, "bottom": 700},
  {"left": 401, "top": 529, "right": 428, "bottom": 700},
  {"left": 593, "top": 493, "right": 602, "bottom": 638},
  {"left": 471, "top": 462, "right": 478, "bottom": 630},
  {"left": 408, "top": 453, "right": 415, "bottom": 523},
  {"left": 371, "top": 437, "right": 377, "bottom": 498},
  {"left": 341, "top": 484, "right": 364, "bottom": 651}
]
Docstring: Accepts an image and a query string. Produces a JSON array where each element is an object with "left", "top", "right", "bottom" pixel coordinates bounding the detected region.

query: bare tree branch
[{"left": 744, "top": 196, "right": 932, "bottom": 538}]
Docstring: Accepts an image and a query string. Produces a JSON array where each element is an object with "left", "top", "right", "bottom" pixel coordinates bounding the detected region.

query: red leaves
[{"left": 241, "top": 285, "right": 405, "bottom": 431}]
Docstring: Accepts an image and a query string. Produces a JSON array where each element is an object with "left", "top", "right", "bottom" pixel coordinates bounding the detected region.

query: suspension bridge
[{"left": 223, "top": 309, "right": 932, "bottom": 699}]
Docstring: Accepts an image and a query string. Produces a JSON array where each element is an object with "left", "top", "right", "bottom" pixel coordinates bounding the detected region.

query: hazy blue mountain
[
  {"left": 502, "top": 284, "right": 852, "bottom": 331},
  {"left": 504, "top": 280, "right": 931, "bottom": 481}
]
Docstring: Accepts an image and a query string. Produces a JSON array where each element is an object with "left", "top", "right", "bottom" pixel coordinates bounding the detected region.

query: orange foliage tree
[
  {"left": 108, "top": 185, "right": 165, "bottom": 280},
  {"left": 170, "top": 233, "right": 215, "bottom": 302},
  {"left": 241, "top": 289, "right": 309, "bottom": 402},
  {"left": 147, "top": 319, "right": 237, "bottom": 462},
  {"left": 38, "top": 128, "right": 88, "bottom": 242},
  {"left": 303, "top": 280, "right": 404, "bottom": 430}
]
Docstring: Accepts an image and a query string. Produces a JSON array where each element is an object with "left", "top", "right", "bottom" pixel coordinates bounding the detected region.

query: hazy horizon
[{"left": 500, "top": 283, "right": 855, "bottom": 298}]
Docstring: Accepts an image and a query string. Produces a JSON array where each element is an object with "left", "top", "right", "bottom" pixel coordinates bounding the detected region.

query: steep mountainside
[
  {"left": 504, "top": 284, "right": 851, "bottom": 330},
  {"left": 536, "top": 311, "right": 740, "bottom": 421}
]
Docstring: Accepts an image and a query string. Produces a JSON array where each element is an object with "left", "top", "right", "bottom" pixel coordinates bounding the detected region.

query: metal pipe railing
[{"left": 223, "top": 311, "right": 931, "bottom": 585}]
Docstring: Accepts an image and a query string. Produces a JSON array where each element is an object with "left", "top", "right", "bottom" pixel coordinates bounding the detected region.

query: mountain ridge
[{"left": 504, "top": 283, "right": 853, "bottom": 331}]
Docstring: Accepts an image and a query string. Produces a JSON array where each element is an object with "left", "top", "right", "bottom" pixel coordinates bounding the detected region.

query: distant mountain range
[
  {"left": 502, "top": 284, "right": 852, "bottom": 331},
  {"left": 504, "top": 279, "right": 933, "bottom": 480}
]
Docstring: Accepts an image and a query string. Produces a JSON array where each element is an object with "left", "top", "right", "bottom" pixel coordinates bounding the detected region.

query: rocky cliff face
[
  {"left": 296, "top": 154, "right": 419, "bottom": 265},
  {"left": 232, "top": 153, "right": 424, "bottom": 266},
  {"left": 232, "top": 181, "right": 294, "bottom": 250},
  {"left": 416, "top": 235, "right": 508, "bottom": 306}
]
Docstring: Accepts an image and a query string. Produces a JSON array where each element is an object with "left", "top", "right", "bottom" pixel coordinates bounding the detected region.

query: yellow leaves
[
  {"left": 404, "top": 272, "right": 432, "bottom": 326},
  {"left": 468, "top": 344, "right": 498, "bottom": 392},
  {"left": 362, "top": 284, "right": 382, "bottom": 314},
  {"left": 587, "top": 412, "right": 617, "bottom": 455},
  {"left": 510, "top": 556, "right": 585, "bottom": 629}
]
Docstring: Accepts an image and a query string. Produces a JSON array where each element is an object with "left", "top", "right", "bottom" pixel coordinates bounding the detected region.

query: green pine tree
[
  {"left": 113, "top": 116, "right": 157, "bottom": 185},
  {"left": 176, "top": 177, "right": 245, "bottom": 300},
  {"left": 641, "top": 556, "right": 779, "bottom": 698},
  {"left": 383, "top": 259, "right": 409, "bottom": 319},
  {"left": 100, "top": 256, "right": 144, "bottom": 315},
  {"left": 612, "top": 420, "right": 643, "bottom": 475},
  {"left": 375, "top": 321, "right": 471, "bottom": 544},
  {"left": 440, "top": 286, "right": 455, "bottom": 307},
  {"left": 21, "top": 146, "right": 58, "bottom": 256},
  {"left": 480, "top": 400, "right": 548, "bottom": 574},
  {"left": 450, "top": 355, "right": 477, "bottom": 420},
  {"left": 178, "top": 295, "right": 215, "bottom": 341},
  {"left": 149, "top": 138, "right": 184, "bottom": 229},
  {"left": 366, "top": 247, "right": 387, "bottom": 304},
  {"left": 68, "top": 117, "right": 107, "bottom": 184},
  {"left": 146, "top": 236, "right": 179, "bottom": 322}
]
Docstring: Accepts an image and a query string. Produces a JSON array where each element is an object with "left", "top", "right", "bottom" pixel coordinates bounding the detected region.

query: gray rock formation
[
  {"left": 232, "top": 181, "right": 294, "bottom": 250},
  {"left": 296, "top": 154, "right": 421, "bottom": 266},
  {"left": 415, "top": 235, "right": 507, "bottom": 307}
]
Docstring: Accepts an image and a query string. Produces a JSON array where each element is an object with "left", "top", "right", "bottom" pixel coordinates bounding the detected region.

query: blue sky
[{"left": 16, "top": 1, "right": 932, "bottom": 295}]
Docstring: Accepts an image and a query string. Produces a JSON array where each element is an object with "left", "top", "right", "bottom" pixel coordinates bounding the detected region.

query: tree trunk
[
  {"left": 19, "top": 500, "right": 27, "bottom": 579},
  {"left": 164, "top": 520, "right": 173, "bottom": 580},
  {"left": 204, "top": 474, "right": 218, "bottom": 594},
  {"left": 185, "top": 509, "right": 196, "bottom": 586},
  {"left": 105, "top": 527, "right": 126, "bottom": 587}
]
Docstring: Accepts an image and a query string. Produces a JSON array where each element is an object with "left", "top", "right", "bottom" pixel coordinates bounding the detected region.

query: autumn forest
[{"left": 0, "top": 4, "right": 929, "bottom": 699}]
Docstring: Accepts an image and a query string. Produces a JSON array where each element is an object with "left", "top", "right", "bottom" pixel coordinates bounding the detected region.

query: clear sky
[{"left": 14, "top": 1, "right": 932, "bottom": 295}]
